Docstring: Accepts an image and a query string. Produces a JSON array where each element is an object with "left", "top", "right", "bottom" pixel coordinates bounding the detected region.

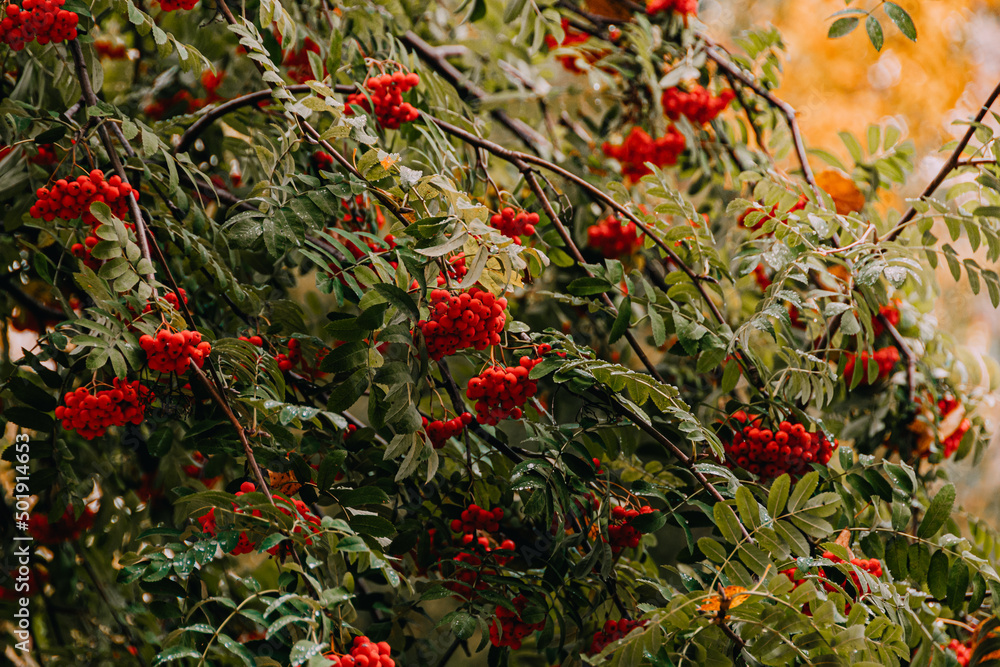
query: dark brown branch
[
  {"left": 190, "top": 364, "right": 275, "bottom": 504},
  {"left": 523, "top": 169, "right": 666, "bottom": 382},
  {"left": 885, "top": 79, "right": 1000, "bottom": 241},
  {"left": 400, "top": 31, "right": 553, "bottom": 153},
  {"left": 702, "top": 42, "right": 818, "bottom": 197},
  {"left": 68, "top": 39, "right": 156, "bottom": 293}
]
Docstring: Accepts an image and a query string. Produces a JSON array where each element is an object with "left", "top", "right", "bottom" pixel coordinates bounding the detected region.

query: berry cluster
[
  {"left": 324, "top": 636, "right": 395, "bottom": 667},
  {"left": 31, "top": 143, "right": 57, "bottom": 165},
  {"left": 822, "top": 550, "right": 883, "bottom": 589},
  {"left": 445, "top": 505, "right": 515, "bottom": 600},
  {"left": 140, "top": 329, "right": 212, "bottom": 374},
  {"left": 30, "top": 170, "right": 134, "bottom": 226},
  {"left": 938, "top": 396, "right": 971, "bottom": 459},
  {"left": 602, "top": 126, "right": 686, "bottom": 182},
  {"left": 435, "top": 252, "right": 468, "bottom": 287},
  {"left": 0, "top": 0, "right": 78, "bottom": 51},
  {"left": 346, "top": 72, "right": 421, "bottom": 129},
  {"left": 238, "top": 334, "right": 264, "bottom": 347},
  {"left": 144, "top": 288, "right": 188, "bottom": 314},
  {"left": 418, "top": 288, "right": 507, "bottom": 360},
  {"left": 646, "top": 0, "right": 697, "bottom": 15},
  {"left": 466, "top": 356, "right": 543, "bottom": 425},
  {"left": 70, "top": 235, "right": 100, "bottom": 270},
  {"left": 451, "top": 504, "right": 504, "bottom": 534},
  {"left": 738, "top": 194, "right": 808, "bottom": 231},
  {"left": 843, "top": 346, "right": 900, "bottom": 384},
  {"left": 588, "top": 619, "right": 648, "bottom": 655},
  {"left": 661, "top": 84, "right": 735, "bottom": 125},
  {"left": 945, "top": 639, "right": 972, "bottom": 667},
  {"left": 608, "top": 505, "right": 657, "bottom": 553},
  {"left": 423, "top": 412, "right": 474, "bottom": 449},
  {"left": 28, "top": 504, "right": 97, "bottom": 544},
  {"left": 197, "top": 482, "right": 261, "bottom": 555},
  {"left": 94, "top": 38, "right": 128, "bottom": 59},
  {"left": 272, "top": 495, "right": 322, "bottom": 555},
  {"left": 489, "top": 595, "right": 545, "bottom": 649},
  {"left": 587, "top": 215, "right": 642, "bottom": 258},
  {"left": 55, "top": 379, "right": 152, "bottom": 440},
  {"left": 276, "top": 338, "right": 329, "bottom": 381},
  {"left": 281, "top": 38, "right": 321, "bottom": 84},
  {"left": 544, "top": 18, "right": 597, "bottom": 74},
  {"left": 723, "top": 411, "right": 837, "bottom": 480},
  {"left": 490, "top": 207, "right": 538, "bottom": 244},
  {"left": 871, "top": 301, "right": 901, "bottom": 337},
  {"left": 155, "top": 0, "right": 198, "bottom": 11},
  {"left": 312, "top": 150, "right": 334, "bottom": 171}
]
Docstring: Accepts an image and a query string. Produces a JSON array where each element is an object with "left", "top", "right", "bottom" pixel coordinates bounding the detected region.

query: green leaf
[
  {"left": 884, "top": 537, "right": 908, "bottom": 580},
  {"left": 946, "top": 560, "right": 969, "bottom": 612},
  {"left": 152, "top": 647, "right": 203, "bottom": 665},
  {"left": 917, "top": 483, "right": 955, "bottom": 538},
  {"left": 865, "top": 16, "right": 884, "bottom": 50},
  {"left": 372, "top": 283, "right": 419, "bottom": 320},
  {"left": 450, "top": 611, "right": 477, "bottom": 640},
  {"left": 713, "top": 502, "right": 742, "bottom": 545},
  {"left": 337, "top": 486, "right": 391, "bottom": 507},
  {"left": 502, "top": 0, "right": 527, "bottom": 22},
  {"left": 884, "top": 2, "right": 917, "bottom": 41},
  {"left": 928, "top": 550, "right": 950, "bottom": 599},
  {"left": 609, "top": 297, "right": 631, "bottom": 344},
  {"left": 828, "top": 17, "right": 860, "bottom": 38},
  {"left": 350, "top": 514, "right": 396, "bottom": 538},
  {"left": 4, "top": 406, "right": 55, "bottom": 431},
  {"left": 767, "top": 474, "right": 791, "bottom": 517},
  {"left": 788, "top": 471, "right": 819, "bottom": 513},
  {"left": 566, "top": 277, "right": 613, "bottom": 296},
  {"left": 736, "top": 486, "right": 761, "bottom": 531}
]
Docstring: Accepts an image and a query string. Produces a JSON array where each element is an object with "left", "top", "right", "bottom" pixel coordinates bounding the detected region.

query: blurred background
[{"left": 703, "top": 0, "right": 1000, "bottom": 526}]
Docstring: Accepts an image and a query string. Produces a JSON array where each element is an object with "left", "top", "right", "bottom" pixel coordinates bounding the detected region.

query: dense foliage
[{"left": 3, "top": 0, "right": 1000, "bottom": 666}]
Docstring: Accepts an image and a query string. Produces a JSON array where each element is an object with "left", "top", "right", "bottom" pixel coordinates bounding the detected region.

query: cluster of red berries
[
  {"left": 843, "top": 346, "right": 900, "bottom": 384},
  {"left": 738, "top": 194, "right": 808, "bottom": 231},
  {"left": 312, "top": 150, "right": 334, "bottom": 171},
  {"left": 94, "top": 38, "right": 128, "bottom": 59},
  {"left": 324, "top": 636, "right": 395, "bottom": 667},
  {"left": 662, "top": 85, "right": 735, "bottom": 125},
  {"left": 602, "top": 126, "right": 686, "bottom": 182},
  {"left": 587, "top": 215, "right": 642, "bottom": 258},
  {"left": 280, "top": 37, "right": 321, "bottom": 84},
  {"left": 346, "top": 72, "right": 421, "bottom": 129},
  {"left": 144, "top": 288, "right": 188, "bottom": 314},
  {"left": 451, "top": 504, "right": 504, "bottom": 534},
  {"left": 466, "top": 356, "right": 543, "bottom": 425},
  {"left": 55, "top": 379, "right": 152, "bottom": 440},
  {"left": 276, "top": 338, "right": 329, "bottom": 381},
  {"left": 490, "top": 207, "right": 538, "bottom": 244},
  {"left": 31, "top": 143, "right": 57, "bottom": 165},
  {"left": 423, "top": 413, "right": 474, "bottom": 449},
  {"left": 723, "top": 411, "right": 837, "bottom": 480},
  {"left": 445, "top": 504, "right": 515, "bottom": 600},
  {"left": 418, "top": 288, "right": 508, "bottom": 360},
  {"left": 544, "top": 18, "right": 596, "bottom": 74},
  {"left": 646, "top": 0, "right": 697, "bottom": 15},
  {"left": 30, "top": 170, "right": 134, "bottom": 226},
  {"left": 238, "top": 334, "right": 264, "bottom": 347},
  {"left": 155, "top": 0, "right": 198, "bottom": 11},
  {"left": 489, "top": 595, "right": 545, "bottom": 649},
  {"left": 938, "top": 396, "right": 971, "bottom": 459},
  {"left": 140, "top": 329, "right": 211, "bottom": 374},
  {"left": 435, "top": 252, "right": 468, "bottom": 287},
  {"left": 0, "top": 0, "right": 78, "bottom": 51},
  {"left": 588, "top": 619, "right": 648, "bottom": 655},
  {"left": 871, "top": 301, "right": 901, "bottom": 336},
  {"left": 197, "top": 482, "right": 261, "bottom": 555},
  {"left": 70, "top": 234, "right": 100, "bottom": 270},
  {"left": 822, "top": 550, "right": 883, "bottom": 586},
  {"left": 945, "top": 639, "right": 972, "bottom": 667},
  {"left": 28, "top": 504, "right": 97, "bottom": 544},
  {"left": 608, "top": 505, "right": 657, "bottom": 553},
  {"left": 182, "top": 451, "right": 220, "bottom": 484}
]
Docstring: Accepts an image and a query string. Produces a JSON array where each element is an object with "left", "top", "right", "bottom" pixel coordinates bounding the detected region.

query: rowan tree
[{"left": 3, "top": 0, "right": 1000, "bottom": 666}]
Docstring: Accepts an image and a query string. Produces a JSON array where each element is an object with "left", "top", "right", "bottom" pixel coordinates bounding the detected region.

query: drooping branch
[
  {"left": 884, "top": 79, "right": 1000, "bottom": 242},
  {"left": 400, "top": 31, "right": 553, "bottom": 154},
  {"left": 68, "top": 39, "right": 156, "bottom": 293}
]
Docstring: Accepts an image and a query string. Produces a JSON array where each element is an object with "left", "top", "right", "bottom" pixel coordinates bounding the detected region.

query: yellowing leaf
[
  {"left": 816, "top": 170, "right": 865, "bottom": 215},
  {"left": 698, "top": 585, "right": 749, "bottom": 612}
]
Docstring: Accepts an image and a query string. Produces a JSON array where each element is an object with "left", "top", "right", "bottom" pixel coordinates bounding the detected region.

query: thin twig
[{"left": 885, "top": 79, "right": 1000, "bottom": 241}]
